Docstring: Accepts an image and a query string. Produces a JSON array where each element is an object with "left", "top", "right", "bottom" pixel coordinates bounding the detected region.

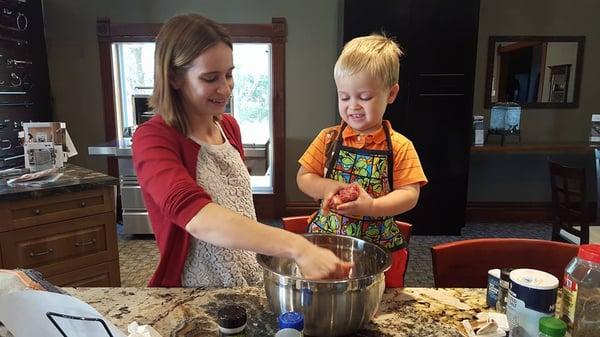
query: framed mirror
[{"left": 484, "top": 36, "right": 585, "bottom": 108}]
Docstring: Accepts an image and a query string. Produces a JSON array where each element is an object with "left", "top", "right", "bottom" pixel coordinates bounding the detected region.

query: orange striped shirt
[{"left": 299, "top": 120, "right": 428, "bottom": 189}]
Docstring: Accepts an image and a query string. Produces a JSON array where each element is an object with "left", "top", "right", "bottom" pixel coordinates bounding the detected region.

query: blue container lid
[{"left": 278, "top": 311, "right": 304, "bottom": 331}]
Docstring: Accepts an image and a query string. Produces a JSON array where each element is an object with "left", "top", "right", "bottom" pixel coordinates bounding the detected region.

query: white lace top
[{"left": 181, "top": 123, "right": 262, "bottom": 288}]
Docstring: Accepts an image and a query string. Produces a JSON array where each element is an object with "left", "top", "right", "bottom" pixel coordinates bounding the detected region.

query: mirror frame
[{"left": 484, "top": 35, "right": 585, "bottom": 109}]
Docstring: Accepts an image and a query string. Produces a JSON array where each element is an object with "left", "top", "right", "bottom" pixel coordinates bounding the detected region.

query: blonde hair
[
  {"left": 150, "top": 14, "right": 232, "bottom": 135},
  {"left": 334, "top": 33, "right": 403, "bottom": 88}
]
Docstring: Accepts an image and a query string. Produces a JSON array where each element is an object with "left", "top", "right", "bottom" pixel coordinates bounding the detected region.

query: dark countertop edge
[
  {"left": 0, "top": 165, "right": 118, "bottom": 201},
  {"left": 0, "top": 178, "right": 117, "bottom": 201}
]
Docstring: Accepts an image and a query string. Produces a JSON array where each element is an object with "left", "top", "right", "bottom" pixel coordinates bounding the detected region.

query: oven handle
[
  {"left": 120, "top": 176, "right": 139, "bottom": 186},
  {"left": 120, "top": 182, "right": 141, "bottom": 188},
  {"left": 122, "top": 211, "right": 149, "bottom": 216}
]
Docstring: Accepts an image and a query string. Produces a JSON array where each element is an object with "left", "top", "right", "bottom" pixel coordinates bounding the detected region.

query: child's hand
[
  {"left": 321, "top": 181, "right": 348, "bottom": 214},
  {"left": 334, "top": 184, "right": 375, "bottom": 216}
]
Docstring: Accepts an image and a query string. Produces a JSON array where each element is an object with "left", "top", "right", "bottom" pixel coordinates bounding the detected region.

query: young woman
[{"left": 132, "top": 14, "right": 350, "bottom": 287}]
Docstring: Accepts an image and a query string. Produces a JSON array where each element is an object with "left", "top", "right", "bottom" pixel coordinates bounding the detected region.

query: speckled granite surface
[
  {"left": 66, "top": 287, "right": 487, "bottom": 337},
  {"left": 0, "top": 164, "right": 116, "bottom": 200}
]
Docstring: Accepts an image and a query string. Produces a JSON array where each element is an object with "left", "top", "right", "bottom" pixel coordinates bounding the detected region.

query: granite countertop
[
  {"left": 0, "top": 164, "right": 117, "bottom": 201},
  {"left": 66, "top": 286, "right": 487, "bottom": 337}
]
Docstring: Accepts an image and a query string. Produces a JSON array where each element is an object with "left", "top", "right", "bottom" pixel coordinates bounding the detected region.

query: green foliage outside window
[{"left": 233, "top": 72, "right": 270, "bottom": 124}]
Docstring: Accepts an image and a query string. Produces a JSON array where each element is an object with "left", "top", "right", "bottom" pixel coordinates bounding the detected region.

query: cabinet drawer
[
  {"left": 0, "top": 212, "right": 118, "bottom": 277},
  {"left": 46, "top": 261, "right": 121, "bottom": 287},
  {"left": 0, "top": 186, "right": 115, "bottom": 232}
]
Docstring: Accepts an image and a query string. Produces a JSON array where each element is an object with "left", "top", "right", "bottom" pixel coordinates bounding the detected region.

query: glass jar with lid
[{"left": 558, "top": 244, "right": 600, "bottom": 337}]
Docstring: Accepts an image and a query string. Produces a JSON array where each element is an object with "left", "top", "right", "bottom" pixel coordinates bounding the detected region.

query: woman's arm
[{"left": 185, "top": 202, "right": 351, "bottom": 279}]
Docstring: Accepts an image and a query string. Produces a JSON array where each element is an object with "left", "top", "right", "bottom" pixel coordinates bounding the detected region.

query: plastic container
[
  {"left": 275, "top": 329, "right": 302, "bottom": 337},
  {"left": 558, "top": 244, "right": 600, "bottom": 337},
  {"left": 487, "top": 268, "right": 501, "bottom": 308},
  {"left": 495, "top": 268, "right": 512, "bottom": 313},
  {"left": 506, "top": 269, "right": 559, "bottom": 337},
  {"left": 277, "top": 311, "right": 304, "bottom": 336},
  {"left": 217, "top": 304, "right": 247, "bottom": 337},
  {"left": 538, "top": 317, "right": 566, "bottom": 337}
]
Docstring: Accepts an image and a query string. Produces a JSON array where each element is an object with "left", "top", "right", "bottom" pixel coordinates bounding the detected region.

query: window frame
[{"left": 96, "top": 17, "right": 287, "bottom": 219}]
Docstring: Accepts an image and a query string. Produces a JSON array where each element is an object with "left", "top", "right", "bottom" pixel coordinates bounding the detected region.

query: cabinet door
[
  {"left": 46, "top": 261, "right": 121, "bottom": 287},
  {"left": 0, "top": 212, "right": 118, "bottom": 277}
]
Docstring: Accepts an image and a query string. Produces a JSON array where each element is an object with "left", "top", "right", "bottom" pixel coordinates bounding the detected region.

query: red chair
[{"left": 431, "top": 238, "right": 578, "bottom": 288}]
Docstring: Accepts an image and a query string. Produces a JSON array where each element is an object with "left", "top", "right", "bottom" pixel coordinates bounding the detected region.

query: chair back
[
  {"left": 281, "top": 215, "right": 311, "bottom": 234},
  {"left": 282, "top": 216, "right": 413, "bottom": 244},
  {"left": 431, "top": 238, "right": 578, "bottom": 288},
  {"left": 548, "top": 160, "right": 590, "bottom": 244}
]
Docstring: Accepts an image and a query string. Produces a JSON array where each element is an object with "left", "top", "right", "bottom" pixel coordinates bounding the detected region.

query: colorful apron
[{"left": 308, "top": 123, "right": 406, "bottom": 252}]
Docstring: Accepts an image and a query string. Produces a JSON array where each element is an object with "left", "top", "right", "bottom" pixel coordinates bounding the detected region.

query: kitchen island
[{"left": 66, "top": 286, "right": 487, "bottom": 336}]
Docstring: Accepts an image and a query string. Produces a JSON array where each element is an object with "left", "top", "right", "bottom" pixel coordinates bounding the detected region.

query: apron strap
[
  {"left": 383, "top": 123, "right": 394, "bottom": 190},
  {"left": 325, "top": 122, "right": 348, "bottom": 179},
  {"left": 326, "top": 122, "right": 395, "bottom": 189}
]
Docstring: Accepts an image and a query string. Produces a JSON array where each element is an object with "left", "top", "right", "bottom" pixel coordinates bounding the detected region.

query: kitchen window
[
  {"left": 97, "top": 18, "right": 287, "bottom": 218},
  {"left": 112, "top": 42, "right": 273, "bottom": 191}
]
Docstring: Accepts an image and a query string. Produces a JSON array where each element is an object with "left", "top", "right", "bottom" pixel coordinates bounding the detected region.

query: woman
[{"left": 132, "top": 13, "right": 350, "bottom": 287}]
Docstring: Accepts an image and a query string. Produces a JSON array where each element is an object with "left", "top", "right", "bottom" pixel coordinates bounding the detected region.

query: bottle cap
[
  {"left": 578, "top": 244, "right": 600, "bottom": 264},
  {"left": 218, "top": 304, "right": 247, "bottom": 329},
  {"left": 539, "top": 317, "right": 566, "bottom": 337},
  {"left": 278, "top": 311, "right": 304, "bottom": 331}
]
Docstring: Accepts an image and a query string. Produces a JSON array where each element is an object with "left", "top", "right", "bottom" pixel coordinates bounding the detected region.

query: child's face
[
  {"left": 172, "top": 42, "right": 234, "bottom": 120},
  {"left": 335, "top": 71, "right": 399, "bottom": 134}
]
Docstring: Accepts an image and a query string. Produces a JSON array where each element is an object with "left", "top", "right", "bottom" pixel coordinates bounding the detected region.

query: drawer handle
[
  {"left": 80, "top": 201, "right": 86, "bottom": 207},
  {"left": 32, "top": 209, "right": 40, "bottom": 215},
  {"left": 74, "top": 238, "right": 96, "bottom": 247},
  {"left": 29, "top": 248, "right": 53, "bottom": 257}
]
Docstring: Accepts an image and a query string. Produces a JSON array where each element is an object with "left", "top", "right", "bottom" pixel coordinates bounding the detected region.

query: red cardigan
[{"left": 132, "top": 114, "right": 245, "bottom": 287}]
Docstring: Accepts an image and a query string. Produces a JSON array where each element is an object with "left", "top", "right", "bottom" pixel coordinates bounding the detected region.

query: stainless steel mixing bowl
[{"left": 257, "top": 234, "right": 391, "bottom": 336}]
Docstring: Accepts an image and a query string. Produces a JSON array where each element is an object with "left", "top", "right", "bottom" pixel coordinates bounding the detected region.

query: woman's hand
[
  {"left": 334, "top": 184, "right": 375, "bottom": 217},
  {"left": 293, "top": 239, "right": 354, "bottom": 280}
]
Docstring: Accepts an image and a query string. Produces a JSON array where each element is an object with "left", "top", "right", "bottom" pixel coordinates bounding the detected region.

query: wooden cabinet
[{"left": 0, "top": 185, "right": 120, "bottom": 286}]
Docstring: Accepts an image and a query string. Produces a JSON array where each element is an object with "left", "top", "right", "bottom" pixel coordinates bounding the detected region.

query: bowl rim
[{"left": 256, "top": 233, "right": 392, "bottom": 284}]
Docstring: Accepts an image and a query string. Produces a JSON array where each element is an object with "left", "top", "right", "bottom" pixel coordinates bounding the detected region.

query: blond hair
[
  {"left": 334, "top": 34, "right": 403, "bottom": 88},
  {"left": 150, "top": 14, "right": 232, "bottom": 136}
]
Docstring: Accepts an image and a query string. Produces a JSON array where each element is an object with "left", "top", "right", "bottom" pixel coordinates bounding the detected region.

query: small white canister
[
  {"left": 506, "top": 269, "right": 559, "bottom": 337},
  {"left": 486, "top": 268, "right": 501, "bottom": 308}
]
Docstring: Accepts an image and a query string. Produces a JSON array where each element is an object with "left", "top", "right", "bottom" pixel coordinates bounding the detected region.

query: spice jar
[
  {"left": 558, "top": 244, "right": 600, "bottom": 337},
  {"left": 495, "top": 268, "right": 512, "bottom": 313},
  {"left": 217, "top": 304, "right": 247, "bottom": 337},
  {"left": 538, "top": 317, "right": 566, "bottom": 337}
]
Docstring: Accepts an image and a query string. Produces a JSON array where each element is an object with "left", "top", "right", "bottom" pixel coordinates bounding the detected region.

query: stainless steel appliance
[
  {"left": 88, "top": 138, "right": 153, "bottom": 234},
  {"left": 118, "top": 157, "right": 152, "bottom": 234}
]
